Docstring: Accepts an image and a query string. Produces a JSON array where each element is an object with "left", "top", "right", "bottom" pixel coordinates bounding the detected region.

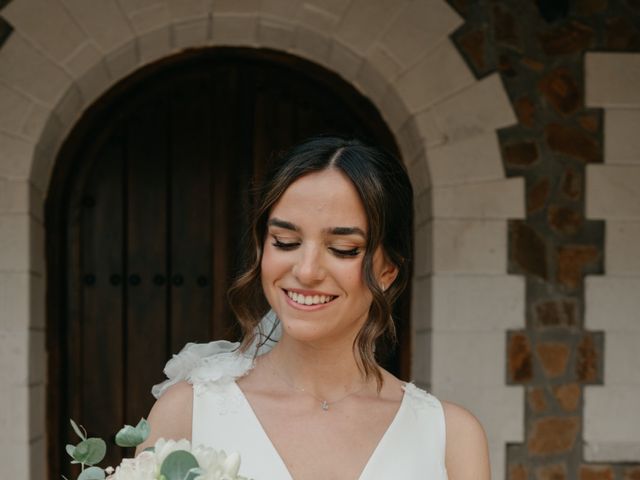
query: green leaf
[
  {"left": 160, "top": 451, "right": 199, "bottom": 480},
  {"left": 78, "top": 466, "right": 105, "bottom": 480},
  {"left": 72, "top": 438, "right": 107, "bottom": 466},
  {"left": 115, "top": 418, "right": 150, "bottom": 447},
  {"left": 70, "top": 419, "right": 87, "bottom": 441},
  {"left": 65, "top": 444, "right": 76, "bottom": 459},
  {"left": 184, "top": 467, "right": 205, "bottom": 480}
]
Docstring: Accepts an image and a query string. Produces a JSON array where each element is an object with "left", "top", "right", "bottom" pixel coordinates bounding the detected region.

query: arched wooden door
[{"left": 46, "top": 48, "right": 408, "bottom": 478}]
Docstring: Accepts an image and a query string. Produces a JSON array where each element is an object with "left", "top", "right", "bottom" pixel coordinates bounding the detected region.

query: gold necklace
[{"left": 266, "top": 354, "right": 370, "bottom": 412}]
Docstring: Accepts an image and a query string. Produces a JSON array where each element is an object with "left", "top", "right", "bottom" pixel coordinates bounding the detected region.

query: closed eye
[
  {"left": 272, "top": 238, "right": 299, "bottom": 250},
  {"left": 330, "top": 247, "right": 361, "bottom": 257}
]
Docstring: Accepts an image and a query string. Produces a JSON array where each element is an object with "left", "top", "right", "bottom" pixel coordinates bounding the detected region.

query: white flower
[{"left": 153, "top": 437, "right": 192, "bottom": 465}]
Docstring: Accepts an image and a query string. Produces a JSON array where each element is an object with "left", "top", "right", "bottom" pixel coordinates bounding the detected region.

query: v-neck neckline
[{"left": 231, "top": 380, "right": 408, "bottom": 480}]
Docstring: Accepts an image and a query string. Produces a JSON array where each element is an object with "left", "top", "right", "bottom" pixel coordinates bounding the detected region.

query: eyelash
[{"left": 271, "top": 238, "right": 361, "bottom": 258}]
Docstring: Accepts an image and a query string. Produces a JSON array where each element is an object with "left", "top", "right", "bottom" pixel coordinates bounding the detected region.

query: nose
[{"left": 292, "top": 244, "right": 325, "bottom": 285}]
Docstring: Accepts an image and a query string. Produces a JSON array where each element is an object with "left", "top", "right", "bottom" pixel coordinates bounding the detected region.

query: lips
[{"left": 283, "top": 288, "right": 337, "bottom": 307}]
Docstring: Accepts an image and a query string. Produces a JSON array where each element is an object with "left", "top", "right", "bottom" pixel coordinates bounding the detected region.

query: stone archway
[{"left": 0, "top": 1, "right": 524, "bottom": 478}]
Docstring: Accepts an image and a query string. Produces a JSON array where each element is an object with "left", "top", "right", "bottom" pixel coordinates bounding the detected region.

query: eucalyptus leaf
[
  {"left": 115, "top": 418, "right": 150, "bottom": 447},
  {"left": 65, "top": 444, "right": 76, "bottom": 458},
  {"left": 78, "top": 466, "right": 105, "bottom": 480},
  {"left": 70, "top": 419, "right": 87, "bottom": 440},
  {"left": 160, "top": 451, "right": 199, "bottom": 480},
  {"left": 73, "top": 438, "right": 107, "bottom": 466}
]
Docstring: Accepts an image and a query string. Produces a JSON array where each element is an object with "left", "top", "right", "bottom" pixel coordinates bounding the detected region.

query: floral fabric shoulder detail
[
  {"left": 401, "top": 382, "right": 441, "bottom": 410},
  {"left": 151, "top": 341, "right": 255, "bottom": 399}
]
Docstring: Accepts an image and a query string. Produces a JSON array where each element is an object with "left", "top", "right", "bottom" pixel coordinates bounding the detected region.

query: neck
[{"left": 265, "top": 334, "right": 375, "bottom": 400}]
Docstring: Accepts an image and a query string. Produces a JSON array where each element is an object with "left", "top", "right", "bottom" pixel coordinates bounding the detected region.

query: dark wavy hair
[{"left": 228, "top": 135, "right": 413, "bottom": 389}]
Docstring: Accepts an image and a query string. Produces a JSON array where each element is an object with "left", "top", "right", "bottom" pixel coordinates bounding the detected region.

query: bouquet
[{"left": 63, "top": 418, "right": 249, "bottom": 480}]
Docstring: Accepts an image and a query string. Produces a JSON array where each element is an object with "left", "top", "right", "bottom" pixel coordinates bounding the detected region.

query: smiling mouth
[{"left": 284, "top": 289, "right": 337, "bottom": 306}]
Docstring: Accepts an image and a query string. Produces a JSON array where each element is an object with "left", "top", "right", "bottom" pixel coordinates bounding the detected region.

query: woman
[{"left": 138, "top": 136, "right": 490, "bottom": 479}]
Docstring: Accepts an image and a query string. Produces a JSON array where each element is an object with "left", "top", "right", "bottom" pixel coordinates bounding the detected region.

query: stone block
[
  {"left": 414, "top": 221, "right": 432, "bottom": 277},
  {"left": 168, "top": 0, "right": 210, "bottom": 21},
  {"left": 395, "top": 39, "right": 475, "bottom": 113},
  {"left": 380, "top": 0, "right": 462, "bottom": 68},
  {"left": 433, "top": 74, "right": 516, "bottom": 144},
  {"left": 212, "top": 0, "right": 261, "bottom": 13},
  {"left": 377, "top": 86, "right": 410, "bottom": 134},
  {"left": 604, "top": 109, "right": 640, "bottom": 164},
  {"left": 605, "top": 221, "right": 640, "bottom": 274},
  {"left": 105, "top": 40, "right": 139, "bottom": 83},
  {"left": 173, "top": 17, "right": 210, "bottom": 49},
  {"left": 336, "top": 0, "right": 405, "bottom": 55},
  {"left": 0, "top": 83, "right": 32, "bottom": 135},
  {"left": 432, "top": 219, "right": 508, "bottom": 273},
  {"left": 585, "top": 276, "right": 640, "bottom": 331},
  {"left": 0, "top": 179, "right": 29, "bottom": 215},
  {"left": 74, "top": 60, "right": 111, "bottom": 108},
  {"left": 586, "top": 164, "right": 640, "bottom": 220},
  {"left": 406, "top": 154, "right": 430, "bottom": 196},
  {"left": 327, "top": 39, "right": 362, "bottom": 83},
  {"left": 22, "top": 107, "right": 52, "bottom": 145},
  {"left": 53, "top": 85, "right": 84, "bottom": 133},
  {"left": 528, "top": 416, "right": 581, "bottom": 455},
  {"left": 365, "top": 45, "right": 402, "bottom": 84},
  {"left": 354, "top": 58, "right": 391, "bottom": 107},
  {"left": 62, "top": 0, "right": 135, "bottom": 52},
  {"left": 294, "top": 26, "right": 331, "bottom": 64},
  {"left": 0, "top": 132, "right": 35, "bottom": 180},
  {"left": 413, "top": 109, "right": 447, "bottom": 148},
  {"left": 64, "top": 41, "right": 103, "bottom": 80},
  {"left": 433, "top": 383, "right": 524, "bottom": 445},
  {"left": 0, "top": 32, "right": 71, "bottom": 106},
  {"left": 411, "top": 329, "right": 432, "bottom": 386},
  {"left": 411, "top": 275, "right": 431, "bottom": 331},
  {"left": 431, "top": 274, "right": 524, "bottom": 331},
  {"left": 586, "top": 53, "right": 640, "bottom": 107},
  {"left": 0, "top": 330, "right": 28, "bottom": 385},
  {"left": 211, "top": 14, "right": 258, "bottom": 47},
  {"left": 414, "top": 188, "right": 431, "bottom": 227},
  {"left": 298, "top": 2, "right": 342, "bottom": 31},
  {"left": 129, "top": 3, "right": 171, "bottom": 35},
  {"left": 0, "top": 435, "right": 29, "bottom": 478},
  {"left": 3, "top": 0, "right": 87, "bottom": 63},
  {"left": 426, "top": 132, "right": 504, "bottom": 186},
  {"left": 0, "top": 384, "right": 29, "bottom": 441},
  {"left": 0, "top": 273, "right": 30, "bottom": 333},
  {"left": 30, "top": 437, "right": 47, "bottom": 480},
  {"left": 432, "top": 177, "right": 524, "bottom": 219},
  {"left": 396, "top": 121, "right": 424, "bottom": 171},
  {"left": 0, "top": 214, "right": 31, "bottom": 271},
  {"left": 584, "top": 386, "right": 640, "bottom": 460},
  {"left": 260, "top": 0, "right": 300, "bottom": 18},
  {"left": 138, "top": 25, "right": 171, "bottom": 65},
  {"left": 602, "top": 332, "right": 640, "bottom": 384},
  {"left": 257, "top": 17, "right": 295, "bottom": 51},
  {"left": 432, "top": 331, "right": 508, "bottom": 386}
]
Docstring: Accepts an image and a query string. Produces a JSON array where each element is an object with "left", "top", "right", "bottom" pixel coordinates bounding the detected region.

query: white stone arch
[{"left": 0, "top": 1, "right": 524, "bottom": 478}]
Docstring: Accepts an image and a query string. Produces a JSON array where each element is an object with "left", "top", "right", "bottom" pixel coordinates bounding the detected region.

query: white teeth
[{"left": 286, "top": 290, "right": 335, "bottom": 305}]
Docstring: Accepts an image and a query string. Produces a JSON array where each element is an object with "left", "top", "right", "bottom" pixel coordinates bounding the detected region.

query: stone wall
[{"left": 449, "top": 0, "right": 640, "bottom": 478}]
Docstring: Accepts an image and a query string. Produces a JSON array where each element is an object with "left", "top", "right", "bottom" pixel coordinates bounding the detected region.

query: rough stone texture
[
  {"left": 537, "top": 463, "right": 568, "bottom": 480},
  {"left": 509, "top": 332, "right": 533, "bottom": 383},
  {"left": 554, "top": 383, "right": 581, "bottom": 412},
  {"left": 580, "top": 465, "right": 615, "bottom": 480},
  {"left": 528, "top": 387, "right": 548, "bottom": 413},
  {"left": 503, "top": 141, "right": 539, "bottom": 167},
  {"left": 511, "top": 221, "right": 548, "bottom": 280},
  {"left": 546, "top": 123, "right": 600, "bottom": 164},
  {"left": 528, "top": 417, "right": 580, "bottom": 455},
  {"left": 557, "top": 245, "right": 599, "bottom": 289},
  {"left": 538, "top": 68, "right": 581, "bottom": 116},
  {"left": 449, "top": 0, "right": 640, "bottom": 475},
  {"left": 534, "top": 299, "right": 577, "bottom": 327},
  {"left": 625, "top": 467, "right": 640, "bottom": 480},
  {"left": 536, "top": 342, "right": 570, "bottom": 378}
]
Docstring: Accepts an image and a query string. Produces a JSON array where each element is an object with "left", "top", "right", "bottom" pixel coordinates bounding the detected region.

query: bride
[{"left": 136, "top": 136, "right": 490, "bottom": 479}]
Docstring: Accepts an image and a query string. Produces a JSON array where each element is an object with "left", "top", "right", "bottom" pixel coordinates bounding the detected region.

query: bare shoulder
[
  {"left": 441, "top": 400, "right": 491, "bottom": 480},
  {"left": 135, "top": 381, "right": 193, "bottom": 455}
]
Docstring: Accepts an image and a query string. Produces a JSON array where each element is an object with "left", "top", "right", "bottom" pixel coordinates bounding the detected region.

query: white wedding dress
[{"left": 152, "top": 314, "right": 448, "bottom": 479}]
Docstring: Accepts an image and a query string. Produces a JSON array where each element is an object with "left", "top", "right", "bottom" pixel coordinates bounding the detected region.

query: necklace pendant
[{"left": 321, "top": 400, "right": 329, "bottom": 411}]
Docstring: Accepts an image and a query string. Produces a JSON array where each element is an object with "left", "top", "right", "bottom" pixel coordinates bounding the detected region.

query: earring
[{"left": 381, "top": 283, "right": 386, "bottom": 291}]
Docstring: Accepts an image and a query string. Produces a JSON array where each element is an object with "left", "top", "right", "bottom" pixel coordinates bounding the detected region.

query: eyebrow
[{"left": 267, "top": 218, "right": 366, "bottom": 238}]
